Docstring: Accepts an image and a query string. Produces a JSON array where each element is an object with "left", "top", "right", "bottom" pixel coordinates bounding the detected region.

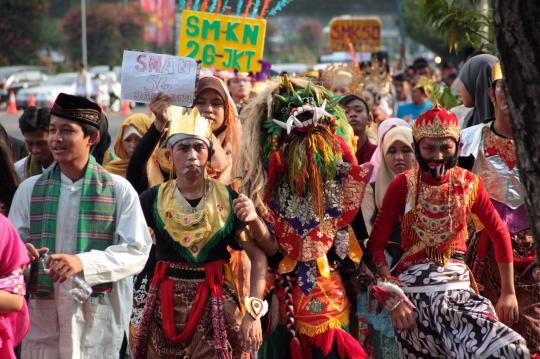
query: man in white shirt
[{"left": 9, "top": 93, "right": 152, "bottom": 359}]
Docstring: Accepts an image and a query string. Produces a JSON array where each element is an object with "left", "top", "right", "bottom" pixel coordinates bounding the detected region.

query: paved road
[{"left": 0, "top": 106, "right": 151, "bottom": 143}]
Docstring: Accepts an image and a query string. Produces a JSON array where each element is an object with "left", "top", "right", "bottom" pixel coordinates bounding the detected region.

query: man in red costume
[{"left": 367, "top": 103, "right": 529, "bottom": 358}]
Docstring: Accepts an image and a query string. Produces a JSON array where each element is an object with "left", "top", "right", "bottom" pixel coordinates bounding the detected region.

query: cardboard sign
[
  {"left": 329, "top": 18, "right": 382, "bottom": 53},
  {"left": 120, "top": 50, "right": 198, "bottom": 107},
  {"left": 179, "top": 10, "right": 266, "bottom": 73}
]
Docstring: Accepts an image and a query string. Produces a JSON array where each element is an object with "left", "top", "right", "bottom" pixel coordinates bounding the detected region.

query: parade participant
[
  {"left": 105, "top": 113, "right": 153, "bottom": 178},
  {"left": 227, "top": 71, "right": 254, "bottom": 114},
  {"left": 459, "top": 54, "right": 498, "bottom": 128},
  {"left": 8, "top": 93, "right": 152, "bottom": 358},
  {"left": 127, "top": 76, "right": 241, "bottom": 193},
  {"left": 356, "top": 126, "right": 414, "bottom": 359},
  {"left": 131, "top": 107, "right": 272, "bottom": 358},
  {"left": 396, "top": 82, "right": 432, "bottom": 122},
  {"left": 14, "top": 107, "right": 53, "bottom": 181},
  {"left": 0, "top": 214, "right": 30, "bottom": 359},
  {"left": 461, "top": 63, "right": 539, "bottom": 355},
  {"left": 367, "top": 102, "right": 529, "bottom": 358},
  {"left": 0, "top": 124, "right": 28, "bottom": 161},
  {"left": 339, "top": 94, "right": 376, "bottom": 164},
  {"left": 391, "top": 73, "right": 412, "bottom": 116},
  {"left": 239, "top": 76, "right": 370, "bottom": 359},
  {"left": 362, "top": 85, "right": 389, "bottom": 123},
  {"left": 92, "top": 112, "right": 113, "bottom": 165},
  {"left": 368, "top": 118, "right": 410, "bottom": 182},
  {"left": 0, "top": 134, "right": 19, "bottom": 215}
]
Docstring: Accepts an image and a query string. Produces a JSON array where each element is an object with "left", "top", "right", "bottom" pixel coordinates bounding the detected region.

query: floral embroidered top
[
  {"left": 368, "top": 166, "right": 513, "bottom": 273},
  {"left": 262, "top": 162, "right": 372, "bottom": 273}
]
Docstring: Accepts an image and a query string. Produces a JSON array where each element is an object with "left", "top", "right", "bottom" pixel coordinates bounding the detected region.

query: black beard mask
[{"left": 415, "top": 140, "right": 459, "bottom": 181}]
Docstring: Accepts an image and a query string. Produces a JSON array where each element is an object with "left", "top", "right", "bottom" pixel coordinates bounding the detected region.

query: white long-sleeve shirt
[{"left": 9, "top": 170, "right": 152, "bottom": 359}]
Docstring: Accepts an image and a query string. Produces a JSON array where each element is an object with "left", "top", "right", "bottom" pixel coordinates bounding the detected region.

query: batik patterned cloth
[
  {"left": 145, "top": 277, "right": 242, "bottom": 359},
  {"left": 395, "top": 262, "right": 529, "bottom": 359}
]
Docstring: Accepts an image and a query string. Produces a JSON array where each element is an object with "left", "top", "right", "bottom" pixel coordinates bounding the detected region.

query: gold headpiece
[
  {"left": 492, "top": 62, "right": 503, "bottom": 82},
  {"left": 362, "top": 60, "right": 392, "bottom": 95},
  {"left": 166, "top": 106, "right": 212, "bottom": 146},
  {"left": 321, "top": 63, "right": 363, "bottom": 96},
  {"left": 321, "top": 60, "right": 392, "bottom": 97}
]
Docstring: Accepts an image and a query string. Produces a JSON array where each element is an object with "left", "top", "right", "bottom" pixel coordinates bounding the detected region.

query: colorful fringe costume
[{"left": 239, "top": 76, "right": 369, "bottom": 358}]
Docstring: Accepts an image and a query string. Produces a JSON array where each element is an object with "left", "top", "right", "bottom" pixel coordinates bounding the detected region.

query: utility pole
[{"left": 81, "top": 0, "right": 88, "bottom": 68}]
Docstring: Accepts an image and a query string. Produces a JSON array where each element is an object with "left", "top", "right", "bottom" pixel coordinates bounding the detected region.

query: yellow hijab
[{"left": 104, "top": 114, "right": 153, "bottom": 177}]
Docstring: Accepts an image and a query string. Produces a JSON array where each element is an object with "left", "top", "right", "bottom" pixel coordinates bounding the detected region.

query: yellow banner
[
  {"left": 179, "top": 10, "right": 266, "bottom": 73},
  {"left": 329, "top": 17, "right": 382, "bottom": 53}
]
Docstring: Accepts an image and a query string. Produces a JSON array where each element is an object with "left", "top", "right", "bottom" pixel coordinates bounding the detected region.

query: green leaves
[{"left": 418, "top": 0, "right": 494, "bottom": 53}]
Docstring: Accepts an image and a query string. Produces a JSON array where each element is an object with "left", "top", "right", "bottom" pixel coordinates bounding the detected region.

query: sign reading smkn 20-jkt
[
  {"left": 179, "top": 10, "right": 266, "bottom": 73},
  {"left": 329, "top": 17, "right": 382, "bottom": 53}
]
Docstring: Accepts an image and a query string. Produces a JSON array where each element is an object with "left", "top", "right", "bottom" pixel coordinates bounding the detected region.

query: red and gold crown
[{"left": 413, "top": 102, "right": 460, "bottom": 142}]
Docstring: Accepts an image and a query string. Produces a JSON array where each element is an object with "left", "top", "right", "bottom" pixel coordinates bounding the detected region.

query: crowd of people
[{"left": 0, "top": 51, "right": 538, "bottom": 359}]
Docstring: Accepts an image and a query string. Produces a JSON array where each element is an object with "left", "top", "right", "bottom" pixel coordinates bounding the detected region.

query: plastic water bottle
[{"left": 40, "top": 252, "right": 93, "bottom": 303}]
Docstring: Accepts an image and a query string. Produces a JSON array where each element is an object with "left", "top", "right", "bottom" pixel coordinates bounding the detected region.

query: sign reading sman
[
  {"left": 179, "top": 10, "right": 266, "bottom": 73},
  {"left": 120, "top": 50, "right": 198, "bottom": 107},
  {"left": 329, "top": 17, "right": 382, "bottom": 53}
]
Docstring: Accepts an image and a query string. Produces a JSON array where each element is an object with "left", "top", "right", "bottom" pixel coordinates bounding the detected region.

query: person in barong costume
[
  {"left": 238, "top": 75, "right": 372, "bottom": 359},
  {"left": 131, "top": 107, "right": 273, "bottom": 358},
  {"left": 8, "top": 93, "right": 152, "bottom": 358},
  {"left": 367, "top": 102, "right": 529, "bottom": 358},
  {"left": 14, "top": 106, "right": 54, "bottom": 181},
  {"left": 461, "top": 62, "right": 540, "bottom": 355}
]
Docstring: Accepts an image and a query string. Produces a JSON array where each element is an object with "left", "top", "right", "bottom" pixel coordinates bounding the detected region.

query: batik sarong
[{"left": 395, "top": 262, "right": 529, "bottom": 359}]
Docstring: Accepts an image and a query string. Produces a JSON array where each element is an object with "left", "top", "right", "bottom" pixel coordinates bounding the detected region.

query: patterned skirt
[
  {"left": 396, "top": 262, "right": 529, "bottom": 359},
  {"left": 140, "top": 276, "right": 243, "bottom": 359}
]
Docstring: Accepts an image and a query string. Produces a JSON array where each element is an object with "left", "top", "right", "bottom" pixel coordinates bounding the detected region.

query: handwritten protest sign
[
  {"left": 179, "top": 10, "right": 266, "bottom": 73},
  {"left": 329, "top": 17, "right": 382, "bottom": 53},
  {"left": 120, "top": 50, "right": 198, "bottom": 107}
]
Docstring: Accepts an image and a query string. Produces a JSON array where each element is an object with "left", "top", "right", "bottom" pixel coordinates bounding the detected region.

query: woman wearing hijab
[
  {"left": 368, "top": 118, "right": 410, "bottom": 183},
  {"left": 357, "top": 126, "right": 415, "bottom": 359},
  {"left": 459, "top": 54, "right": 499, "bottom": 128},
  {"left": 105, "top": 114, "right": 153, "bottom": 178}
]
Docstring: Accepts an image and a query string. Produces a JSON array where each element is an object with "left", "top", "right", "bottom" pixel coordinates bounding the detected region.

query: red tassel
[
  {"left": 306, "top": 329, "right": 367, "bottom": 359},
  {"left": 335, "top": 135, "right": 356, "bottom": 165},
  {"left": 290, "top": 336, "right": 303, "bottom": 359},
  {"left": 266, "top": 151, "right": 284, "bottom": 201},
  {"left": 334, "top": 329, "right": 367, "bottom": 359}
]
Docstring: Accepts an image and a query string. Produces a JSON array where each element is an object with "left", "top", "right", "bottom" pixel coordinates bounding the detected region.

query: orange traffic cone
[
  {"left": 28, "top": 93, "right": 36, "bottom": 107},
  {"left": 121, "top": 100, "right": 132, "bottom": 116},
  {"left": 6, "top": 91, "right": 17, "bottom": 114}
]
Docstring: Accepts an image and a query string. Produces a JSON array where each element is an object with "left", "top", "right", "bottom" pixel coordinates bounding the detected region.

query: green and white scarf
[{"left": 29, "top": 155, "right": 116, "bottom": 298}]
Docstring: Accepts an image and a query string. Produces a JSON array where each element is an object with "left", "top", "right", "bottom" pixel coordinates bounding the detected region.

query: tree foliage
[
  {"left": 62, "top": 3, "right": 147, "bottom": 66},
  {"left": 0, "top": 0, "right": 49, "bottom": 65},
  {"left": 418, "top": 0, "right": 494, "bottom": 53},
  {"left": 400, "top": 0, "right": 453, "bottom": 59}
]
